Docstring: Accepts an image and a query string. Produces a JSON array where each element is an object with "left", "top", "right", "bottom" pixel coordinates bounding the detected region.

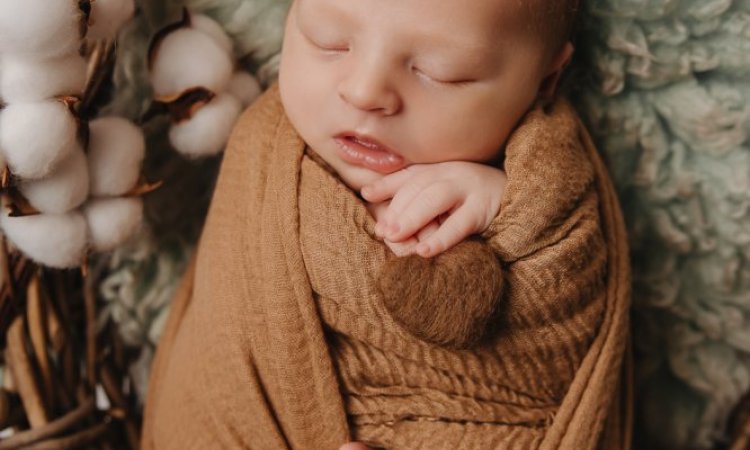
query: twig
[
  {"left": 83, "top": 263, "right": 97, "bottom": 390},
  {"left": 0, "top": 397, "right": 95, "bottom": 450},
  {"left": 5, "top": 316, "right": 48, "bottom": 428},
  {"left": 22, "top": 420, "right": 109, "bottom": 450}
]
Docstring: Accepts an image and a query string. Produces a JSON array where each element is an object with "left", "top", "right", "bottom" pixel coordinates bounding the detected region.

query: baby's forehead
[{"left": 291, "top": 0, "right": 564, "bottom": 66}]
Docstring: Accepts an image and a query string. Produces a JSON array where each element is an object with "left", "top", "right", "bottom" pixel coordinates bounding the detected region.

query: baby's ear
[{"left": 537, "top": 41, "right": 575, "bottom": 101}]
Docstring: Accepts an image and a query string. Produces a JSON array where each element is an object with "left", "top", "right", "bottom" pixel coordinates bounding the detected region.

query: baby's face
[{"left": 280, "top": 0, "right": 563, "bottom": 191}]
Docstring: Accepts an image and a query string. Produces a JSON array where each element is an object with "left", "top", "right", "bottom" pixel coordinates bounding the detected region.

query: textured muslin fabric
[{"left": 141, "top": 84, "right": 631, "bottom": 450}]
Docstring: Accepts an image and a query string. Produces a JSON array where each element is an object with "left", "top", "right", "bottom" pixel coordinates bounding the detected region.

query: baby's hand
[{"left": 361, "top": 161, "right": 507, "bottom": 258}]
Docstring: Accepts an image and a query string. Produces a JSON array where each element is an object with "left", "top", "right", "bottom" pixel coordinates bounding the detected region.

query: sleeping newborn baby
[{"left": 141, "top": 0, "right": 632, "bottom": 449}]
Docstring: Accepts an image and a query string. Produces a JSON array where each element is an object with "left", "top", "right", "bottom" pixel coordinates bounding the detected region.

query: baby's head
[{"left": 279, "top": 0, "right": 579, "bottom": 191}]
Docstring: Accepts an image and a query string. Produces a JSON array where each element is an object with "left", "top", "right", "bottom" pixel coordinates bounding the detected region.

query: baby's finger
[
  {"left": 378, "top": 179, "right": 433, "bottom": 237},
  {"left": 385, "top": 182, "right": 458, "bottom": 242},
  {"left": 416, "top": 219, "right": 440, "bottom": 242},
  {"left": 360, "top": 167, "right": 416, "bottom": 203},
  {"left": 384, "top": 236, "right": 418, "bottom": 257},
  {"left": 415, "top": 206, "right": 478, "bottom": 258}
]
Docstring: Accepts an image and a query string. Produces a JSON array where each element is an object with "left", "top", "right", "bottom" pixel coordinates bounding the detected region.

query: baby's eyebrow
[
  {"left": 412, "top": 27, "right": 500, "bottom": 57},
  {"left": 297, "top": 0, "right": 355, "bottom": 26},
  {"left": 419, "top": 39, "right": 500, "bottom": 71}
]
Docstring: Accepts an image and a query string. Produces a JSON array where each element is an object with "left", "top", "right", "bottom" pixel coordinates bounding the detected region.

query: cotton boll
[
  {"left": 0, "top": 52, "right": 87, "bottom": 103},
  {"left": 1, "top": 211, "right": 87, "bottom": 268},
  {"left": 168, "top": 93, "right": 241, "bottom": 157},
  {"left": 0, "top": 0, "right": 83, "bottom": 57},
  {"left": 84, "top": 197, "right": 143, "bottom": 252},
  {"left": 19, "top": 149, "right": 89, "bottom": 214},
  {"left": 226, "top": 71, "right": 261, "bottom": 108},
  {"left": 150, "top": 28, "right": 233, "bottom": 98},
  {"left": 0, "top": 100, "right": 79, "bottom": 179},
  {"left": 88, "top": 117, "right": 145, "bottom": 196},
  {"left": 190, "top": 14, "right": 233, "bottom": 55},
  {"left": 87, "top": 0, "right": 136, "bottom": 41}
]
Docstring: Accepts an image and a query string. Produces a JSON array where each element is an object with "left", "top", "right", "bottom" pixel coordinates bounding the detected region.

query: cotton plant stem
[
  {"left": 0, "top": 389, "right": 10, "bottom": 430},
  {"left": 729, "top": 396, "right": 750, "bottom": 450},
  {"left": 101, "top": 361, "right": 140, "bottom": 449},
  {"left": 0, "top": 397, "right": 96, "bottom": 450},
  {"left": 83, "top": 265, "right": 98, "bottom": 389},
  {"left": 21, "top": 421, "right": 109, "bottom": 450},
  {"left": 5, "top": 316, "right": 48, "bottom": 428},
  {"left": 730, "top": 434, "right": 749, "bottom": 450},
  {"left": 80, "top": 39, "right": 117, "bottom": 118},
  {"left": 0, "top": 235, "right": 12, "bottom": 300},
  {"left": 26, "top": 273, "right": 57, "bottom": 412}
]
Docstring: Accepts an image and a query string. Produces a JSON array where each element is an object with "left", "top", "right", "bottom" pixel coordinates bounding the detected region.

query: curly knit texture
[
  {"left": 574, "top": 1, "right": 750, "bottom": 448},
  {"left": 97, "top": 232, "right": 192, "bottom": 402}
]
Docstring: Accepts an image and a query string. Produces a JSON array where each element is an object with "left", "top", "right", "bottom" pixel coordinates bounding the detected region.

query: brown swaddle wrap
[{"left": 141, "top": 84, "right": 632, "bottom": 450}]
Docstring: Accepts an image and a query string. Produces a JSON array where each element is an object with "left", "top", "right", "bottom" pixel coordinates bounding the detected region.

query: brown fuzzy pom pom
[{"left": 377, "top": 237, "right": 504, "bottom": 350}]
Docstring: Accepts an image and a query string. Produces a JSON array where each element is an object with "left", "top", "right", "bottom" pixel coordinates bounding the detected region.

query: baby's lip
[{"left": 334, "top": 131, "right": 406, "bottom": 174}]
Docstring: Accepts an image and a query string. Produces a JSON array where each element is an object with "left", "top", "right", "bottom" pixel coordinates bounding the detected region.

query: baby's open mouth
[{"left": 334, "top": 133, "right": 406, "bottom": 174}]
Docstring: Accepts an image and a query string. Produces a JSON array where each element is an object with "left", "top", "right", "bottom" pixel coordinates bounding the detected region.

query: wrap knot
[{"left": 377, "top": 237, "right": 504, "bottom": 350}]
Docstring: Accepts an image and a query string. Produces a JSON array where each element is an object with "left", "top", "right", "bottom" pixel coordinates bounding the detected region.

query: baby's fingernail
[{"left": 416, "top": 243, "right": 430, "bottom": 257}]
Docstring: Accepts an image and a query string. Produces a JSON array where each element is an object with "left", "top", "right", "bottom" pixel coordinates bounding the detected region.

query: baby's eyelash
[
  {"left": 412, "top": 67, "right": 474, "bottom": 87},
  {"left": 316, "top": 43, "right": 350, "bottom": 53},
  {"left": 302, "top": 32, "right": 349, "bottom": 54}
]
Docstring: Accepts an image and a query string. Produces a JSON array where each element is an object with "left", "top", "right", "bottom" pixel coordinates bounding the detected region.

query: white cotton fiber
[
  {"left": 83, "top": 197, "right": 143, "bottom": 252},
  {"left": 190, "top": 14, "right": 233, "bottom": 56},
  {"left": 0, "top": 100, "right": 80, "bottom": 179},
  {"left": 150, "top": 28, "right": 233, "bottom": 98},
  {"left": 0, "top": 52, "right": 87, "bottom": 103},
  {"left": 226, "top": 71, "right": 262, "bottom": 107},
  {"left": 87, "top": 116, "right": 145, "bottom": 196},
  {"left": 87, "top": 0, "right": 136, "bottom": 41},
  {"left": 0, "top": 0, "right": 83, "bottom": 57},
  {"left": 19, "top": 148, "right": 89, "bottom": 214},
  {"left": 1, "top": 211, "right": 87, "bottom": 268},
  {"left": 168, "top": 93, "right": 241, "bottom": 157}
]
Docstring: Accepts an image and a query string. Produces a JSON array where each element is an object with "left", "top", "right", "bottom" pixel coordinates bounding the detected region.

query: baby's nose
[{"left": 338, "top": 65, "right": 401, "bottom": 115}]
